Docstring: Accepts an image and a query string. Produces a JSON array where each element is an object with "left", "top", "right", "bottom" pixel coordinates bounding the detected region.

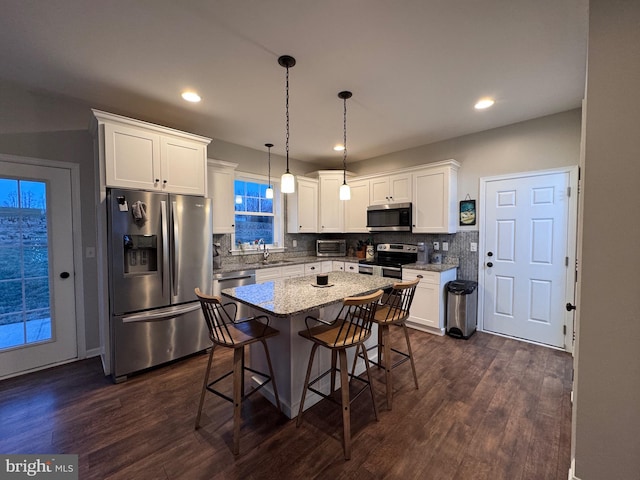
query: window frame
[{"left": 230, "top": 172, "right": 284, "bottom": 255}]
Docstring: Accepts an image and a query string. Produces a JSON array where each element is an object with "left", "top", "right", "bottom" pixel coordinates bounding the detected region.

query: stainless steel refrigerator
[{"left": 107, "top": 188, "right": 212, "bottom": 382}]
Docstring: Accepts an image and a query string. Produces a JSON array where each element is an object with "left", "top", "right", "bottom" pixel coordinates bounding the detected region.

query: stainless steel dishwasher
[{"left": 212, "top": 270, "right": 256, "bottom": 319}]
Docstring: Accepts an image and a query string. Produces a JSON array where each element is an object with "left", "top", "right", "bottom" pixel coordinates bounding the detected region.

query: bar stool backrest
[
  {"left": 378, "top": 277, "right": 420, "bottom": 323},
  {"left": 194, "top": 288, "right": 239, "bottom": 346},
  {"left": 330, "top": 290, "right": 384, "bottom": 348}
]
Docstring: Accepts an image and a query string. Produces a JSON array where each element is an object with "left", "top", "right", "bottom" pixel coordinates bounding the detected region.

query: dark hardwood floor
[{"left": 0, "top": 329, "right": 572, "bottom": 479}]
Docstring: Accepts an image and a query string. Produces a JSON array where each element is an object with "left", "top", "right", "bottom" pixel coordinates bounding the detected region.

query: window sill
[{"left": 230, "top": 247, "right": 286, "bottom": 256}]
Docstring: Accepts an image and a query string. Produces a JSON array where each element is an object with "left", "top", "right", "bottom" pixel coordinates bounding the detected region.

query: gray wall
[{"left": 573, "top": 1, "right": 640, "bottom": 478}]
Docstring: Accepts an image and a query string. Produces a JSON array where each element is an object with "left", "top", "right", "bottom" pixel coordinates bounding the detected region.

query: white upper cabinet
[
  {"left": 287, "top": 177, "right": 318, "bottom": 234},
  {"left": 412, "top": 161, "right": 459, "bottom": 233},
  {"left": 207, "top": 159, "right": 237, "bottom": 234},
  {"left": 344, "top": 178, "right": 369, "bottom": 233},
  {"left": 369, "top": 172, "right": 412, "bottom": 205},
  {"left": 93, "top": 110, "right": 211, "bottom": 195},
  {"left": 317, "top": 171, "right": 345, "bottom": 233}
]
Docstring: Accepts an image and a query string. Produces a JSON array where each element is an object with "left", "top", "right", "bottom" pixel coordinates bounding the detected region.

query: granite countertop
[
  {"left": 214, "top": 255, "right": 458, "bottom": 275},
  {"left": 402, "top": 262, "right": 458, "bottom": 273},
  {"left": 214, "top": 255, "right": 362, "bottom": 275},
  {"left": 221, "top": 271, "right": 394, "bottom": 317}
]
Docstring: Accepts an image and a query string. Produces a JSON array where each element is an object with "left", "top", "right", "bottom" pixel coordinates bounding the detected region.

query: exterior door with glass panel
[
  {"left": 0, "top": 160, "right": 77, "bottom": 378},
  {"left": 481, "top": 169, "right": 576, "bottom": 348}
]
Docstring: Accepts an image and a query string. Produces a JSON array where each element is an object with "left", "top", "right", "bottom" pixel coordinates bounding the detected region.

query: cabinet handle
[
  {"left": 163, "top": 180, "right": 167, "bottom": 184},
  {"left": 231, "top": 224, "right": 234, "bottom": 227},
  {"left": 310, "top": 266, "right": 315, "bottom": 270},
  {"left": 155, "top": 178, "right": 160, "bottom": 183},
  {"left": 487, "top": 262, "right": 494, "bottom": 267},
  {"left": 417, "top": 274, "right": 423, "bottom": 278}
]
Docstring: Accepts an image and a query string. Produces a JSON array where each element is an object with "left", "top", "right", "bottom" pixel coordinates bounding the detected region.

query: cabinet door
[
  {"left": 369, "top": 177, "right": 390, "bottom": 205},
  {"left": 318, "top": 174, "right": 344, "bottom": 232},
  {"left": 344, "top": 179, "right": 369, "bottom": 233},
  {"left": 304, "top": 262, "right": 322, "bottom": 275},
  {"left": 412, "top": 166, "right": 457, "bottom": 233},
  {"left": 256, "top": 267, "right": 282, "bottom": 283},
  {"left": 208, "top": 166, "right": 236, "bottom": 234},
  {"left": 389, "top": 173, "right": 412, "bottom": 203},
  {"left": 288, "top": 177, "right": 318, "bottom": 233},
  {"left": 282, "top": 265, "right": 305, "bottom": 278},
  {"left": 344, "top": 262, "right": 359, "bottom": 273},
  {"left": 321, "top": 261, "right": 333, "bottom": 273},
  {"left": 160, "top": 136, "right": 207, "bottom": 195},
  {"left": 332, "top": 261, "right": 345, "bottom": 272},
  {"left": 104, "top": 122, "right": 161, "bottom": 190},
  {"left": 410, "top": 279, "right": 440, "bottom": 330}
]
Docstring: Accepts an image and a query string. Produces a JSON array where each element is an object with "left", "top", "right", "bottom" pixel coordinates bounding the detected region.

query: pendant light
[
  {"left": 265, "top": 143, "right": 274, "bottom": 199},
  {"left": 338, "top": 90, "right": 352, "bottom": 200},
  {"left": 278, "top": 55, "right": 296, "bottom": 194}
]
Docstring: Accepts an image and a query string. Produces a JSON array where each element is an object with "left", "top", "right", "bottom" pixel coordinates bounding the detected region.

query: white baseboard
[
  {"left": 568, "top": 458, "right": 581, "bottom": 480},
  {"left": 85, "top": 347, "right": 102, "bottom": 358}
]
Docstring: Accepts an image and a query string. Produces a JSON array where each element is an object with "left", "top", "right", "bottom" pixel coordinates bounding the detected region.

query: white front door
[
  {"left": 480, "top": 168, "right": 578, "bottom": 349},
  {"left": 0, "top": 160, "right": 78, "bottom": 378}
]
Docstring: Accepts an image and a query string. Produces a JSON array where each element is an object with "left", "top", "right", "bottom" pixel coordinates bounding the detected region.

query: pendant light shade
[
  {"left": 338, "top": 90, "right": 352, "bottom": 201},
  {"left": 265, "top": 143, "right": 274, "bottom": 199},
  {"left": 279, "top": 55, "right": 296, "bottom": 193}
]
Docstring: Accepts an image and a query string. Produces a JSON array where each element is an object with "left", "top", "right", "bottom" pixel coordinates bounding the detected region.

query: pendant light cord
[
  {"left": 285, "top": 65, "right": 290, "bottom": 173},
  {"left": 343, "top": 95, "right": 347, "bottom": 184}
]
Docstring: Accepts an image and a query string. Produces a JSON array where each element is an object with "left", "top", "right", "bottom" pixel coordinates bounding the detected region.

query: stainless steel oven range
[{"left": 358, "top": 243, "right": 418, "bottom": 279}]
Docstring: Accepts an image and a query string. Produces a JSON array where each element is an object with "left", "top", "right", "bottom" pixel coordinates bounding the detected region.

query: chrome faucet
[{"left": 257, "top": 239, "right": 270, "bottom": 260}]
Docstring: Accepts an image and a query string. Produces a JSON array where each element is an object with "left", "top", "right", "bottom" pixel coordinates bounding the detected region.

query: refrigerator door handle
[
  {"left": 121, "top": 302, "right": 201, "bottom": 323},
  {"left": 172, "top": 200, "right": 179, "bottom": 298},
  {"left": 161, "top": 200, "right": 170, "bottom": 300}
]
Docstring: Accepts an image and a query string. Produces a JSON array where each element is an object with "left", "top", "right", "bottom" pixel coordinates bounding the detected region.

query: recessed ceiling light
[
  {"left": 474, "top": 98, "right": 495, "bottom": 110},
  {"left": 333, "top": 145, "right": 345, "bottom": 151},
  {"left": 181, "top": 91, "right": 201, "bottom": 103}
]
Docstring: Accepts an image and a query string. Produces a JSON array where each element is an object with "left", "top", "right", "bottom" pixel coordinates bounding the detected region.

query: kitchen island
[{"left": 222, "top": 271, "right": 394, "bottom": 418}]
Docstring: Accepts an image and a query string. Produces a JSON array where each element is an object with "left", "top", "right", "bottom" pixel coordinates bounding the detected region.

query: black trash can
[{"left": 446, "top": 280, "right": 478, "bottom": 339}]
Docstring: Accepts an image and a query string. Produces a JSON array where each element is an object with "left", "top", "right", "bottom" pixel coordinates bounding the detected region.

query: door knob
[
  {"left": 486, "top": 262, "right": 493, "bottom": 268},
  {"left": 60, "top": 272, "right": 70, "bottom": 279},
  {"left": 487, "top": 251, "right": 494, "bottom": 257},
  {"left": 566, "top": 302, "right": 577, "bottom": 311}
]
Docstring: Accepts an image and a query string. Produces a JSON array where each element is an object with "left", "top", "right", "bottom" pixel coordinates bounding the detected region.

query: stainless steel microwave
[
  {"left": 367, "top": 202, "right": 412, "bottom": 232},
  {"left": 316, "top": 239, "right": 346, "bottom": 257}
]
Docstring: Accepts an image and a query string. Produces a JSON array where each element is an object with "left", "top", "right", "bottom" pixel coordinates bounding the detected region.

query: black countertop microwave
[{"left": 367, "top": 202, "right": 412, "bottom": 232}]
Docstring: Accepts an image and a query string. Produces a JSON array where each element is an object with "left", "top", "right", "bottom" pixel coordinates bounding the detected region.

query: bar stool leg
[
  {"left": 297, "top": 343, "right": 319, "bottom": 427},
  {"left": 330, "top": 350, "right": 337, "bottom": 394},
  {"left": 232, "top": 347, "right": 243, "bottom": 455},
  {"left": 403, "top": 323, "right": 419, "bottom": 390},
  {"left": 381, "top": 324, "right": 393, "bottom": 410},
  {"left": 338, "top": 349, "right": 351, "bottom": 460},
  {"left": 361, "top": 342, "right": 379, "bottom": 421},
  {"left": 195, "top": 345, "right": 215, "bottom": 429}
]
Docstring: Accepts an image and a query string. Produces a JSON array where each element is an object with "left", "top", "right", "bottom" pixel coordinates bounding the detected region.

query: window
[{"left": 233, "top": 177, "right": 281, "bottom": 249}]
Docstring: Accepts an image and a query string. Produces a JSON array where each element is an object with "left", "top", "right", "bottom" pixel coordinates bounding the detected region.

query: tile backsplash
[{"left": 214, "top": 230, "right": 479, "bottom": 282}]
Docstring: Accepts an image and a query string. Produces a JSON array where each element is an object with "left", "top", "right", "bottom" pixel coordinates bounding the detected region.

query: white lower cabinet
[
  {"left": 403, "top": 268, "right": 457, "bottom": 335},
  {"left": 344, "top": 262, "right": 359, "bottom": 273},
  {"left": 255, "top": 267, "right": 282, "bottom": 283},
  {"left": 282, "top": 264, "right": 305, "bottom": 279},
  {"left": 332, "top": 261, "right": 345, "bottom": 272}
]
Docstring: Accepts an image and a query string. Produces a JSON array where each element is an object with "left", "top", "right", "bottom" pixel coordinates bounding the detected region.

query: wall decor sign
[{"left": 459, "top": 199, "right": 476, "bottom": 226}]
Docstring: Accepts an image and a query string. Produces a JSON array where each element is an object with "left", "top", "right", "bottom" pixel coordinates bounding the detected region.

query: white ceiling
[{"left": 0, "top": 0, "right": 588, "bottom": 167}]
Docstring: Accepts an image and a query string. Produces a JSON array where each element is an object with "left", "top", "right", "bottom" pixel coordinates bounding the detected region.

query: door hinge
[
  {"left": 565, "top": 256, "right": 569, "bottom": 266},
  {"left": 563, "top": 325, "right": 567, "bottom": 335},
  {"left": 567, "top": 186, "right": 571, "bottom": 197}
]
